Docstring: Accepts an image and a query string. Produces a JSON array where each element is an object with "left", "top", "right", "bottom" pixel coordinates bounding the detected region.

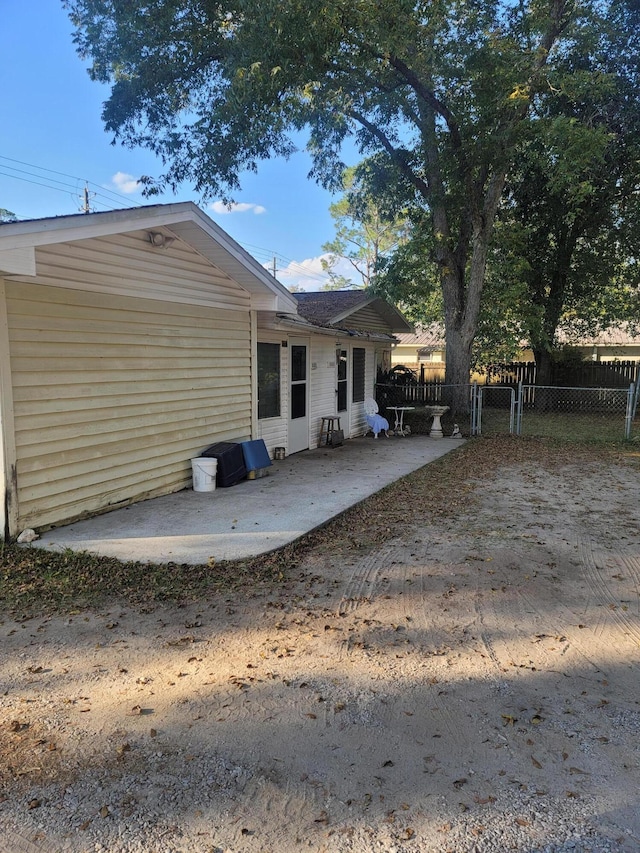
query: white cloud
[
  {"left": 209, "top": 201, "right": 266, "bottom": 215},
  {"left": 273, "top": 253, "right": 357, "bottom": 292},
  {"left": 110, "top": 171, "right": 141, "bottom": 194}
]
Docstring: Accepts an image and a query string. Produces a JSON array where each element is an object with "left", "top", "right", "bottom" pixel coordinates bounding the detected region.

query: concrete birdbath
[{"left": 425, "top": 405, "right": 449, "bottom": 438}]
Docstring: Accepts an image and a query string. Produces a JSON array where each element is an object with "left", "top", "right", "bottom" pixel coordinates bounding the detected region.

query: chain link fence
[
  {"left": 480, "top": 383, "right": 637, "bottom": 442},
  {"left": 374, "top": 382, "right": 474, "bottom": 436},
  {"left": 376, "top": 379, "right": 639, "bottom": 442}
]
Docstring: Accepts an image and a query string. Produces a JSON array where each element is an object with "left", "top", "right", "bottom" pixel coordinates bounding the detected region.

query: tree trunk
[
  {"left": 444, "top": 322, "right": 474, "bottom": 415},
  {"left": 533, "top": 347, "right": 553, "bottom": 412},
  {"left": 440, "top": 210, "right": 500, "bottom": 416},
  {"left": 534, "top": 347, "right": 553, "bottom": 386}
]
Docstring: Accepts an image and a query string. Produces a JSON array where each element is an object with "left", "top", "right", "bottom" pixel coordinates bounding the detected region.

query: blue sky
[{"left": 0, "top": 1, "right": 352, "bottom": 290}]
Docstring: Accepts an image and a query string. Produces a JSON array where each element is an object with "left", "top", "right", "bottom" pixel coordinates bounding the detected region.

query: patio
[{"left": 33, "top": 435, "right": 464, "bottom": 565}]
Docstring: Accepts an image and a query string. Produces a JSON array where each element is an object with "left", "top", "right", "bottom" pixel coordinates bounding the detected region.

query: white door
[
  {"left": 288, "top": 338, "right": 309, "bottom": 453},
  {"left": 336, "top": 346, "right": 349, "bottom": 430}
]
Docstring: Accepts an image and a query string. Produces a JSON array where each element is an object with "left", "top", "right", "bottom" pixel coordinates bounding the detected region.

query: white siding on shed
[{"left": 7, "top": 282, "right": 251, "bottom": 530}]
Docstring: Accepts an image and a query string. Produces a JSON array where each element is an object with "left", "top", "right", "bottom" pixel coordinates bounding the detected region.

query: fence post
[
  {"left": 626, "top": 382, "right": 635, "bottom": 440},
  {"left": 509, "top": 387, "right": 516, "bottom": 434},
  {"left": 516, "top": 382, "right": 523, "bottom": 435},
  {"left": 471, "top": 382, "right": 479, "bottom": 436}
]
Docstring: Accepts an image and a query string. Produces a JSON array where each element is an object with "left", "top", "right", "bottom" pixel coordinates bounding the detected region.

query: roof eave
[{"left": 0, "top": 203, "right": 298, "bottom": 312}]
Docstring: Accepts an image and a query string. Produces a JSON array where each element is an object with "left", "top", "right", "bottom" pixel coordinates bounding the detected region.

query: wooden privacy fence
[{"left": 487, "top": 360, "right": 640, "bottom": 388}]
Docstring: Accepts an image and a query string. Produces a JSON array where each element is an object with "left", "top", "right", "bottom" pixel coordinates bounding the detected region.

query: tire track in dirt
[
  {"left": 337, "top": 546, "right": 394, "bottom": 617},
  {"left": 331, "top": 544, "right": 475, "bottom": 761},
  {"left": 578, "top": 536, "right": 640, "bottom": 650}
]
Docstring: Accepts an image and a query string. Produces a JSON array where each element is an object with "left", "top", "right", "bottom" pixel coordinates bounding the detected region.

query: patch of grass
[
  {"left": 1, "top": 436, "right": 635, "bottom": 616},
  {"left": 0, "top": 539, "right": 299, "bottom": 616},
  {"left": 480, "top": 406, "right": 631, "bottom": 444}
]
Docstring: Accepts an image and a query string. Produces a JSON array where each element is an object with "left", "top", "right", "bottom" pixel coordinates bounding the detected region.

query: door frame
[{"left": 288, "top": 337, "right": 310, "bottom": 453}]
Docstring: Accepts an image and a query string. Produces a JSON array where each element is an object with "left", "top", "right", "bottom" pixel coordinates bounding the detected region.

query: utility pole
[
  {"left": 80, "top": 183, "right": 94, "bottom": 213},
  {"left": 272, "top": 256, "right": 277, "bottom": 278}
]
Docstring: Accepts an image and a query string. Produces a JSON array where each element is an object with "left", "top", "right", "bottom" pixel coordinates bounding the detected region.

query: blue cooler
[{"left": 241, "top": 439, "right": 272, "bottom": 479}]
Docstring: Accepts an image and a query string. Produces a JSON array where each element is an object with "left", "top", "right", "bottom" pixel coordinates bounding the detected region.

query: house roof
[
  {"left": 395, "top": 321, "right": 640, "bottom": 353},
  {"left": 394, "top": 323, "right": 446, "bottom": 351},
  {"left": 0, "top": 202, "right": 298, "bottom": 314},
  {"left": 557, "top": 324, "right": 640, "bottom": 347},
  {"left": 293, "top": 290, "right": 413, "bottom": 335}
]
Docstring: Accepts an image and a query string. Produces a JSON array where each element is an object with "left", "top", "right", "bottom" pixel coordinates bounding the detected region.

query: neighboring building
[
  {"left": 557, "top": 326, "right": 640, "bottom": 363},
  {"left": 391, "top": 323, "right": 446, "bottom": 375},
  {"left": 392, "top": 323, "right": 640, "bottom": 376},
  {"left": 0, "top": 204, "right": 411, "bottom": 538}
]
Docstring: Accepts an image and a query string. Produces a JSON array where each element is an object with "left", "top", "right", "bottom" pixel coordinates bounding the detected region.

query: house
[
  {"left": 557, "top": 325, "right": 640, "bottom": 363},
  {"left": 252, "top": 289, "right": 412, "bottom": 456},
  {"left": 391, "top": 323, "right": 446, "bottom": 375},
  {"left": 0, "top": 204, "right": 411, "bottom": 538},
  {"left": 392, "top": 322, "right": 640, "bottom": 376}
]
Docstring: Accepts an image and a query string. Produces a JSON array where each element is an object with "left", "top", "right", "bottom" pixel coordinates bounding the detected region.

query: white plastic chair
[{"left": 364, "top": 397, "right": 390, "bottom": 438}]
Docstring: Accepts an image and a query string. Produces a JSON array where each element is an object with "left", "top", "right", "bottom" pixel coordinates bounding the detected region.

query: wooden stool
[{"left": 319, "top": 415, "right": 342, "bottom": 446}]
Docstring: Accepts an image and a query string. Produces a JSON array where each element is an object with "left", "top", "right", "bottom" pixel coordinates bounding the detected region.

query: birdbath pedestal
[{"left": 425, "top": 405, "right": 449, "bottom": 439}]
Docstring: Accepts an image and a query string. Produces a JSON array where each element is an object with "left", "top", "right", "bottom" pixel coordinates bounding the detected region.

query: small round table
[{"left": 386, "top": 406, "right": 414, "bottom": 436}]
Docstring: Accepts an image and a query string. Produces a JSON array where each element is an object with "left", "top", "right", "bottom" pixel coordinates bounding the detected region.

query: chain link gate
[{"left": 514, "top": 384, "right": 634, "bottom": 441}]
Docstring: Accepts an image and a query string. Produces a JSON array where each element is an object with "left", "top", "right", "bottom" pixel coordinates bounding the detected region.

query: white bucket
[{"left": 191, "top": 457, "right": 218, "bottom": 492}]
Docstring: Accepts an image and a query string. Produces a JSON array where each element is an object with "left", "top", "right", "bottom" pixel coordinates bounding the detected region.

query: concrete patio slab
[{"left": 34, "top": 435, "right": 465, "bottom": 565}]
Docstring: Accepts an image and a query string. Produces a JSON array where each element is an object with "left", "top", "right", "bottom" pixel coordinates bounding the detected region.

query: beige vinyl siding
[
  {"left": 347, "top": 305, "right": 396, "bottom": 333},
  {"left": 23, "top": 231, "right": 252, "bottom": 311},
  {"left": 7, "top": 282, "right": 251, "bottom": 530}
]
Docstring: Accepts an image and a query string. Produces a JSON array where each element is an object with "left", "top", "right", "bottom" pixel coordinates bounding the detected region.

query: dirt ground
[{"left": 2, "top": 439, "right": 640, "bottom": 852}]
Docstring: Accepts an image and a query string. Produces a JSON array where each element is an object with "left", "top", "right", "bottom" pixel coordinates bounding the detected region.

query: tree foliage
[
  {"left": 491, "top": 0, "right": 640, "bottom": 382},
  {"left": 66, "top": 0, "right": 588, "bottom": 411},
  {"left": 320, "top": 166, "right": 408, "bottom": 290}
]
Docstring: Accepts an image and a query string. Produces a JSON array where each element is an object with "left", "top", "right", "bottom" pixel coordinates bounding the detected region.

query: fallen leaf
[
  {"left": 531, "top": 756, "right": 542, "bottom": 769},
  {"left": 515, "top": 817, "right": 530, "bottom": 827},
  {"left": 100, "top": 805, "right": 109, "bottom": 818}
]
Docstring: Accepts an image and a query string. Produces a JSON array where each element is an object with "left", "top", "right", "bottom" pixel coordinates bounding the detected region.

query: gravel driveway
[{"left": 2, "top": 438, "right": 640, "bottom": 852}]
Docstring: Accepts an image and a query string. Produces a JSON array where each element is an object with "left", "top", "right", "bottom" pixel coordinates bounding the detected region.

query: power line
[
  {"left": 0, "top": 154, "right": 333, "bottom": 286},
  {"left": 0, "top": 154, "right": 142, "bottom": 213}
]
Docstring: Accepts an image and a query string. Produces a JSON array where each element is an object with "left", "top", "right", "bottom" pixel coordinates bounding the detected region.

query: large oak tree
[{"left": 66, "top": 0, "right": 583, "bottom": 411}]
